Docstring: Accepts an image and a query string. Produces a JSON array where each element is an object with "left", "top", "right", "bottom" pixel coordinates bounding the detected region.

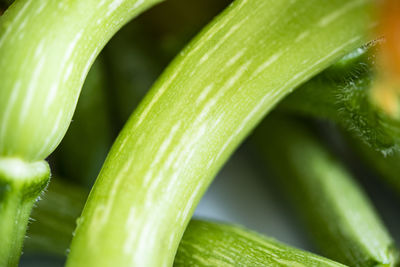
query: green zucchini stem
[
  {"left": 0, "top": 0, "right": 163, "bottom": 162},
  {"left": 27, "top": 179, "right": 345, "bottom": 266},
  {"left": 175, "top": 220, "right": 347, "bottom": 267},
  {"left": 67, "top": 0, "right": 374, "bottom": 266},
  {"left": 251, "top": 115, "right": 399, "bottom": 267},
  {"left": 0, "top": 158, "right": 49, "bottom": 267},
  {"left": 0, "top": 0, "right": 162, "bottom": 265}
]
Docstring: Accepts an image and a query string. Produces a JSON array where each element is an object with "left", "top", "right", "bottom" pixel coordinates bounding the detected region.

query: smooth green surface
[
  {"left": 0, "top": 0, "right": 163, "bottom": 162},
  {"left": 67, "top": 0, "right": 374, "bottom": 266},
  {"left": 252, "top": 116, "right": 399, "bottom": 267},
  {"left": 175, "top": 220, "right": 346, "bottom": 267},
  {"left": 0, "top": 158, "right": 49, "bottom": 267},
  {"left": 53, "top": 58, "right": 112, "bottom": 186}
]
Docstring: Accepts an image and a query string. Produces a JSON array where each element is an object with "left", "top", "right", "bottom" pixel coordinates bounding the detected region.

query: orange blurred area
[
  {"left": 379, "top": 0, "right": 400, "bottom": 76},
  {"left": 371, "top": 0, "right": 400, "bottom": 116}
]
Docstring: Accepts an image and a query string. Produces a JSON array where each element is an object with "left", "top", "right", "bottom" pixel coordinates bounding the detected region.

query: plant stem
[
  {"left": 175, "top": 220, "right": 346, "bottom": 267},
  {"left": 26, "top": 178, "right": 87, "bottom": 256},
  {"left": 279, "top": 43, "right": 400, "bottom": 155},
  {"left": 0, "top": 158, "right": 49, "bottom": 267},
  {"left": 0, "top": 0, "right": 163, "bottom": 162},
  {"left": 0, "top": 1, "right": 161, "bottom": 265},
  {"left": 278, "top": 43, "right": 400, "bottom": 193},
  {"left": 26, "top": 180, "right": 345, "bottom": 266},
  {"left": 251, "top": 115, "right": 399, "bottom": 267},
  {"left": 67, "top": 0, "right": 374, "bottom": 266}
]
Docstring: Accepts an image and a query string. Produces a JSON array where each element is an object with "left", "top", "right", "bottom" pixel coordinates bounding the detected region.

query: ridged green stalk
[
  {"left": 0, "top": 159, "right": 49, "bottom": 267},
  {"left": 67, "top": 0, "right": 374, "bottom": 266},
  {"left": 251, "top": 116, "right": 399, "bottom": 267},
  {"left": 175, "top": 220, "right": 346, "bottom": 267},
  {"left": 26, "top": 181, "right": 345, "bottom": 267},
  {"left": 0, "top": 0, "right": 162, "bottom": 265},
  {"left": 0, "top": 0, "right": 162, "bottom": 162}
]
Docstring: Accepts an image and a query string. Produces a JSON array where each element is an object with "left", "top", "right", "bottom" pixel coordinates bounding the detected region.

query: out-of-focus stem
[{"left": 251, "top": 115, "right": 399, "bottom": 267}]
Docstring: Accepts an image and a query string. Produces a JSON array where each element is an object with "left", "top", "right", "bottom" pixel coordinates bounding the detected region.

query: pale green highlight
[
  {"left": 0, "top": 0, "right": 163, "bottom": 161},
  {"left": 175, "top": 220, "right": 346, "bottom": 267}
]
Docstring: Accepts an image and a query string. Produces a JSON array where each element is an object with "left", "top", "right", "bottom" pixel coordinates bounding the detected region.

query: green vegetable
[
  {"left": 66, "top": 0, "right": 374, "bottom": 266},
  {"left": 26, "top": 179, "right": 346, "bottom": 266},
  {"left": 251, "top": 115, "right": 399, "bottom": 267},
  {"left": 0, "top": 0, "right": 162, "bottom": 162},
  {"left": 0, "top": 159, "right": 49, "bottom": 266},
  {"left": 0, "top": 0, "right": 162, "bottom": 265},
  {"left": 175, "top": 220, "right": 346, "bottom": 267}
]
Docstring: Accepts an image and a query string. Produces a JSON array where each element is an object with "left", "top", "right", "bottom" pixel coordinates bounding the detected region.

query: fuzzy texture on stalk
[
  {"left": 251, "top": 115, "right": 399, "bottom": 267},
  {"left": 26, "top": 178, "right": 87, "bottom": 256},
  {"left": 279, "top": 43, "right": 400, "bottom": 155},
  {"left": 278, "top": 43, "right": 400, "bottom": 192},
  {"left": 67, "top": 0, "right": 374, "bottom": 266},
  {"left": 0, "top": 158, "right": 49, "bottom": 267}
]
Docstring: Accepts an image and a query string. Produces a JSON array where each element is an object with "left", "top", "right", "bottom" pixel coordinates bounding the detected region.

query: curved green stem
[
  {"left": 67, "top": 0, "right": 374, "bottom": 266},
  {"left": 251, "top": 115, "right": 399, "bottom": 267},
  {"left": 0, "top": 158, "right": 49, "bottom": 267},
  {"left": 0, "top": 1, "right": 161, "bottom": 265},
  {"left": 0, "top": 0, "right": 163, "bottom": 162},
  {"left": 175, "top": 220, "right": 346, "bottom": 267},
  {"left": 26, "top": 180, "right": 345, "bottom": 266}
]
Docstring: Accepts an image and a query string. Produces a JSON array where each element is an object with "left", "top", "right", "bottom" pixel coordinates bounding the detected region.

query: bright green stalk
[
  {"left": 0, "top": 0, "right": 162, "bottom": 162},
  {"left": 175, "top": 220, "right": 346, "bottom": 267},
  {"left": 26, "top": 181, "right": 344, "bottom": 267},
  {"left": 0, "top": 0, "right": 162, "bottom": 265},
  {"left": 251, "top": 116, "right": 399, "bottom": 267},
  {"left": 67, "top": 1, "right": 374, "bottom": 266},
  {"left": 0, "top": 159, "right": 49, "bottom": 267}
]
